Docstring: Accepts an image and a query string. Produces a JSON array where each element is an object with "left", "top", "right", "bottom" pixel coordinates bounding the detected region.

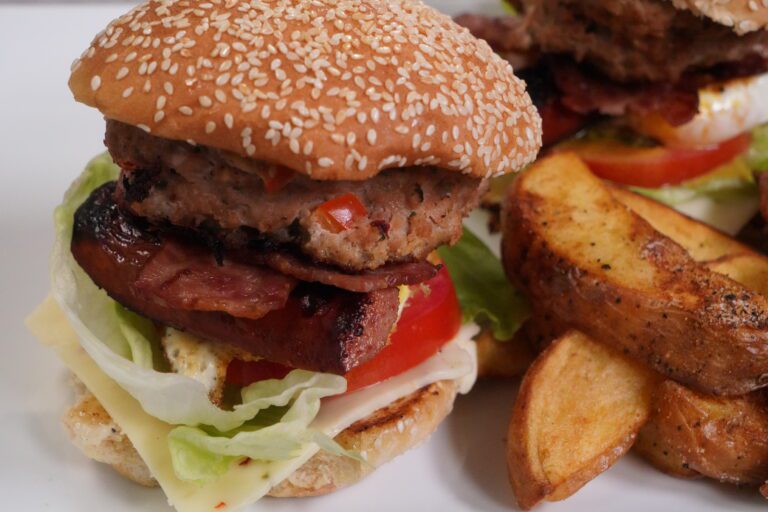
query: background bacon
[{"left": 71, "top": 183, "right": 399, "bottom": 374}]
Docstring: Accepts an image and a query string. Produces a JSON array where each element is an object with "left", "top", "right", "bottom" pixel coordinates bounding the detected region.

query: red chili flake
[
  {"left": 238, "top": 457, "right": 252, "bottom": 466},
  {"left": 214, "top": 502, "right": 227, "bottom": 510}
]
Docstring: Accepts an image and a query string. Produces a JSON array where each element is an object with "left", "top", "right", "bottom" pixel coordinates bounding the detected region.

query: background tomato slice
[
  {"left": 225, "top": 264, "right": 462, "bottom": 393},
  {"left": 568, "top": 134, "right": 751, "bottom": 188}
]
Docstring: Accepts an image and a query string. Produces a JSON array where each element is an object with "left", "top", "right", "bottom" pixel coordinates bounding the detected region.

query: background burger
[
  {"left": 26, "top": 0, "right": 541, "bottom": 510},
  {"left": 458, "top": 0, "right": 768, "bottom": 239}
]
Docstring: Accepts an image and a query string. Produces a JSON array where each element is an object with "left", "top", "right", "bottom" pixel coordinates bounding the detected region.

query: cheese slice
[{"left": 27, "top": 296, "right": 477, "bottom": 512}]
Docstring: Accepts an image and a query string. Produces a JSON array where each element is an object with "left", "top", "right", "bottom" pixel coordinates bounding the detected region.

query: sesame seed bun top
[
  {"left": 69, "top": 0, "right": 541, "bottom": 180},
  {"left": 670, "top": 0, "right": 768, "bottom": 35}
]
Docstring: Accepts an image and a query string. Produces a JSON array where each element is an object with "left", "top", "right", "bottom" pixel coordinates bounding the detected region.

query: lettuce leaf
[
  {"left": 50, "top": 154, "right": 349, "bottom": 483},
  {"left": 438, "top": 228, "right": 529, "bottom": 340},
  {"left": 747, "top": 124, "right": 768, "bottom": 172}
]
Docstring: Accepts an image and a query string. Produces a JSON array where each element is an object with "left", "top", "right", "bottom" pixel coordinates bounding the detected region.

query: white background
[{"left": 0, "top": 1, "right": 765, "bottom": 510}]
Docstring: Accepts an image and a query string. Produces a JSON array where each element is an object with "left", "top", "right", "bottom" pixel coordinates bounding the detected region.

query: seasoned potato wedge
[
  {"left": 507, "top": 330, "right": 656, "bottom": 509},
  {"left": 637, "top": 251, "right": 768, "bottom": 483},
  {"left": 476, "top": 329, "right": 535, "bottom": 379},
  {"left": 707, "top": 254, "right": 768, "bottom": 298},
  {"left": 644, "top": 381, "right": 768, "bottom": 485},
  {"left": 633, "top": 417, "right": 700, "bottom": 479},
  {"left": 609, "top": 187, "right": 753, "bottom": 262},
  {"left": 502, "top": 152, "right": 768, "bottom": 396}
]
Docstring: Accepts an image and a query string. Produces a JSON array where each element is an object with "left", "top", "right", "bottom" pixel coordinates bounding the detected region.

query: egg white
[{"left": 636, "top": 72, "right": 768, "bottom": 147}]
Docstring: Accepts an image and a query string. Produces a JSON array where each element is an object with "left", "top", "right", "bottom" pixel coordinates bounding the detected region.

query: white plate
[{"left": 0, "top": 2, "right": 764, "bottom": 511}]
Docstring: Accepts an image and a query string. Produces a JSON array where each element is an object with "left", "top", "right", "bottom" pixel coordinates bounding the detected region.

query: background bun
[
  {"left": 670, "top": 0, "right": 768, "bottom": 34},
  {"left": 69, "top": 0, "right": 541, "bottom": 180}
]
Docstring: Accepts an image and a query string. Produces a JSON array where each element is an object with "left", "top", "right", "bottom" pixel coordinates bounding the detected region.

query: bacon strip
[
  {"left": 135, "top": 242, "right": 296, "bottom": 320},
  {"left": 238, "top": 250, "right": 437, "bottom": 293}
]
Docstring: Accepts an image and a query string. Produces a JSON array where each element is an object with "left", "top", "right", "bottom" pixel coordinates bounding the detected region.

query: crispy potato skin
[
  {"left": 502, "top": 153, "right": 768, "bottom": 396},
  {"left": 506, "top": 330, "right": 656, "bottom": 509},
  {"left": 645, "top": 381, "right": 768, "bottom": 485},
  {"left": 633, "top": 416, "right": 700, "bottom": 479},
  {"left": 609, "top": 186, "right": 756, "bottom": 262}
]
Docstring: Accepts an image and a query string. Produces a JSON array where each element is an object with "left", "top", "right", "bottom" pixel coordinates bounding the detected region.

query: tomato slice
[
  {"left": 565, "top": 133, "right": 751, "bottom": 188},
  {"left": 540, "top": 100, "right": 588, "bottom": 147},
  {"left": 315, "top": 193, "right": 368, "bottom": 233},
  {"left": 225, "top": 264, "right": 462, "bottom": 393},
  {"left": 343, "top": 265, "right": 462, "bottom": 393}
]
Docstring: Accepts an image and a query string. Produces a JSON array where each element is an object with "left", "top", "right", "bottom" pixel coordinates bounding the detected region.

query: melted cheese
[{"left": 27, "top": 297, "right": 477, "bottom": 512}]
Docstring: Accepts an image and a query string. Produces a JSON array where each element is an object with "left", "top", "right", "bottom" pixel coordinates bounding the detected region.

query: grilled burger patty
[
  {"left": 512, "top": 0, "right": 768, "bottom": 83},
  {"left": 107, "top": 120, "right": 486, "bottom": 271},
  {"left": 72, "top": 183, "right": 400, "bottom": 373}
]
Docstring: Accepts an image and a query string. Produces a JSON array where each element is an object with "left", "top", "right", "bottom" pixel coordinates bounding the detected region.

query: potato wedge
[
  {"left": 644, "top": 381, "right": 768, "bottom": 485},
  {"left": 633, "top": 417, "right": 700, "bottom": 479},
  {"left": 476, "top": 329, "right": 535, "bottom": 379},
  {"left": 507, "top": 330, "right": 656, "bottom": 509},
  {"left": 502, "top": 152, "right": 768, "bottom": 396},
  {"left": 707, "top": 254, "right": 768, "bottom": 298},
  {"left": 609, "top": 186, "right": 754, "bottom": 262},
  {"left": 636, "top": 251, "right": 768, "bottom": 484}
]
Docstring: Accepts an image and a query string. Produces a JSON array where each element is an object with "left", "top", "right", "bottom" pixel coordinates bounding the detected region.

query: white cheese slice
[{"left": 27, "top": 296, "right": 477, "bottom": 512}]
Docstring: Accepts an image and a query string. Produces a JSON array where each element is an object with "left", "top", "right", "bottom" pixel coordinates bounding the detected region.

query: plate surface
[{"left": 0, "top": 2, "right": 764, "bottom": 511}]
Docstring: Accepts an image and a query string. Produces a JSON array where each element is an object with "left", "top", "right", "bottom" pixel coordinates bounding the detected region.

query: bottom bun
[{"left": 62, "top": 378, "right": 458, "bottom": 495}]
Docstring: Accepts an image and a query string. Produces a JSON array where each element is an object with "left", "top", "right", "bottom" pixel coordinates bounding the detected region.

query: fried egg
[{"left": 632, "top": 72, "right": 768, "bottom": 147}]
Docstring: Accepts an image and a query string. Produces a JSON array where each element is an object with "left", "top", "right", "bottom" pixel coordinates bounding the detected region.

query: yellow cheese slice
[{"left": 27, "top": 296, "right": 318, "bottom": 512}]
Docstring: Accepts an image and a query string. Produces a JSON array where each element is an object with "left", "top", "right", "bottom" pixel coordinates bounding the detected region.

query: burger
[
  {"left": 26, "top": 0, "right": 541, "bottom": 510},
  {"left": 458, "top": 0, "right": 768, "bottom": 238}
]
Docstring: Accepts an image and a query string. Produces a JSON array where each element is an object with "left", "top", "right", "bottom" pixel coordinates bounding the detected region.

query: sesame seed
[
  {"left": 205, "top": 121, "right": 216, "bottom": 134},
  {"left": 367, "top": 129, "right": 377, "bottom": 145},
  {"left": 199, "top": 95, "right": 213, "bottom": 107},
  {"left": 178, "top": 106, "right": 193, "bottom": 116},
  {"left": 90, "top": 75, "right": 101, "bottom": 91},
  {"left": 224, "top": 113, "right": 234, "bottom": 129},
  {"left": 318, "top": 157, "right": 334, "bottom": 168}
]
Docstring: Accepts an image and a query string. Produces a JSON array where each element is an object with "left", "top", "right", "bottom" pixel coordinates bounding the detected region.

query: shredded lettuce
[
  {"left": 438, "top": 228, "right": 529, "bottom": 341},
  {"left": 631, "top": 156, "right": 758, "bottom": 206},
  {"left": 50, "top": 154, "right": 349, "bottom": 483}
]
